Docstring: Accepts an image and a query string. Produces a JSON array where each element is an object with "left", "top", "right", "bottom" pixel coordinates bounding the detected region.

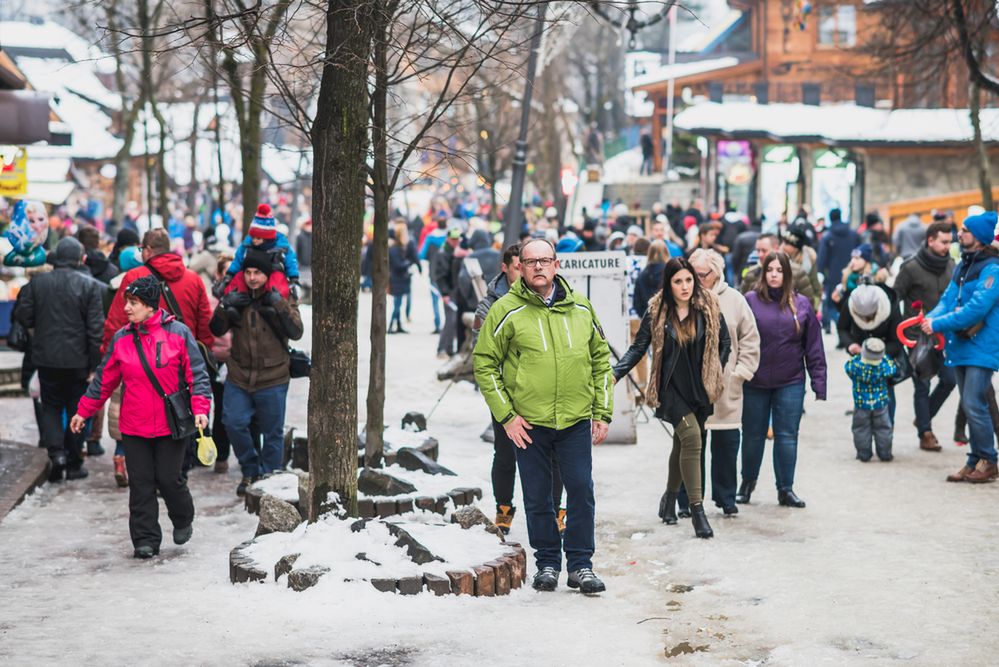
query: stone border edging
[{"left": 244, "top": 484, "right": 483, "bottom": 520}]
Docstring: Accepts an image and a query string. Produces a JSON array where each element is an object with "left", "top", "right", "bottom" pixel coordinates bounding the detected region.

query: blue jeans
[
  {"left": 912, "top": 365, "right": 956, "bottom": 435},
  {"left": 429, "top": 285, "right": 442, "bottom": 330},
  {"left": 741, "top": 383, "right": 806, "bottom": 491},
  {"left": 514, "top": 419, "right": 594, "bottom": 572},
  {"left": 390, "top": 294, "right": 405, "bottom": 330},
  {"left": 954, "top": 366, "right": 997, "bottom": 467},
  {"left": 223, "top": 382, "right": 289, "bottom": 478},
  {"left": 821, "top": 290, "right": 839, "bottom": 331}
]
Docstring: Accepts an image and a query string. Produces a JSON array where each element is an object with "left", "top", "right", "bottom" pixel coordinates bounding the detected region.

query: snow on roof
[
  {"left": 0, "top": 21, "right": 115, "bottom": 74},
  {"left": 674, "top": 102, "right": 999, "bottom": 145},
  {"left": 630, "top": 56, "right": 743, "bottom": 89},
  {"left": 14, "top": 57, "right": 120, "bottom": 111}
]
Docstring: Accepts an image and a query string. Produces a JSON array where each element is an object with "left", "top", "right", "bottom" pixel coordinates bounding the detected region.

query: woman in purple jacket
[{"left": 737, "top": 252, "right": 827, "bottom": 508}]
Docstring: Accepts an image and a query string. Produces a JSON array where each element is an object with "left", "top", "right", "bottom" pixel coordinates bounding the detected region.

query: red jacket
[
  {"left": 102, "top": 252, "right": 214, "bottom": 353},
  {"left": 79, "top": 310, "right": 212, "bottom": 438}
]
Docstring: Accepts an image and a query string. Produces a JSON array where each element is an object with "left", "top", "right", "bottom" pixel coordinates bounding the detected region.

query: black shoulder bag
[
  {"left": 256, "top": 302, "right": 311, "bottom": 379},
  {"left": 146, "top": 265, "right": 218, "bottom": 376},
  {"left": 132, "top": 329, "right": 196, "bottom": 439}
]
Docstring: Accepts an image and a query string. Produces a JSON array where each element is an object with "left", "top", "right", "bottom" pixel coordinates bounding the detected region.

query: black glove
[
  {"left": 212, "top": 273, "right": 234, "bottom": 299},
  {"left": 221, "top": 290, "right": 252, "bottom": 309},
  {"left": 261, "top": 289, "right": 282, "bottom": 308},
  {"left": 225, "top": 306, "right": 242, "bottom": 328}
]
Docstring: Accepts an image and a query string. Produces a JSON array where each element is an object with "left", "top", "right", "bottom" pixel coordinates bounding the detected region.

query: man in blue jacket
[
  {"left": 923, "top": 211, "right": 999, "bottom": 483},
  {"left": 817, "top": 208, "right": 860, "bottom": 332}
]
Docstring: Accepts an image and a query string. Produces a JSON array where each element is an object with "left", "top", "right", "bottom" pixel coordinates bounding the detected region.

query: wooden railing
[{"left": 875, "top": 188, "right": 999, "bottom": 231}]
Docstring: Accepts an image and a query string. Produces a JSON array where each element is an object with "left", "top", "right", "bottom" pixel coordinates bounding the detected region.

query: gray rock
[
  {"left": 256, "top": 494, "right": 303, "bottom": 537},
  {"left": 357, "top": 468, "right": 417, "bottom": 497},
  {"left": 355, "top": 552, "right": 382, "bottom": 566},
  {"left": 385, "top": 523, "right": 444, "bottom": 565},
  {"left": 451, "top": 506, "right": 501, "bottom": 535},
  {"left": 287, "top": 565, "right": 330, "bottom": 591},
  {"left": 401, "top": 412, "right": 427, "bottom": 432},
  {"left": 395, "top": 447, "right": 456, "bottom": 476},
  {"left": 275, "top": 553, "right": 300, "bottom": 580}
]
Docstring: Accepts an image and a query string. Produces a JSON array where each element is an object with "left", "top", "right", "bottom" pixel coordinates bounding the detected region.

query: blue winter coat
[
  {"left": 927, "top": 251, "right": 999, "bottom": 370},
  {"left": 817, "top": 222, "right": 860, "bottom": 296}
]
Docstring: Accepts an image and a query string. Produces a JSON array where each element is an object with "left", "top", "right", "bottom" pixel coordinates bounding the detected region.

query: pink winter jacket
[{"left": 78, "top": 310, "right": 211, "bottom": 438}]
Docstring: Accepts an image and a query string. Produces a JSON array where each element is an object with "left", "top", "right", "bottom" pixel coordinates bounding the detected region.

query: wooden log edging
[{"left": 229, "top": 538, "right": 528, "bottom": 597}]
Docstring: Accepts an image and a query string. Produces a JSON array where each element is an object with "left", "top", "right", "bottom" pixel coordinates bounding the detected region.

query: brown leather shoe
[
  {"left": 946, "top": 465, "right": 974, "bottom": 482},
  {"left": 965, "top": 460, "right": 999, "bottom": 483},
  {"left": 919, "top": 432, "right": 942, "bottom": 451}
]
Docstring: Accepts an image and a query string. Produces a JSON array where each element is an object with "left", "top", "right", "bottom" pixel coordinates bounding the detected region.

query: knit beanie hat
[
  {"left": 242, "top": 247, "right": 274, "bottom": 276},
  {"left": 249, "top": 204, "right": 277, "bottom": 240},
  {"left": 861, "top": 337, "right": 885, "bottom": 365},
  {"left": 963, "top": 211, "right": 998, "bottom": 246},
  {"left": 53, "top": 237, "right": 84, "bottom": 265},
  {"left": 852, "top": 243, "right": 873, "bottom": 263},
  {"left": 782, "top": 222, "right": 808, "bottom": 250},
  {"left": 125, "top": 275, "right": 161, "bottom": 308},
  {"left": 849, "top": 284, "right": 889, "bottom": 327}
]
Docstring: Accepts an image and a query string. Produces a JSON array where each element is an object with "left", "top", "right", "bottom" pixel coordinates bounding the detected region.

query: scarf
[{"left": 915, "top": 246, "right": 950, "bottom": 275}]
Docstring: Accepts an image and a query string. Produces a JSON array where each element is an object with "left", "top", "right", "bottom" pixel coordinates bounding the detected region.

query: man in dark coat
[
  {"left": 893, "top": 220, "right": 955, "bottom": 451},
  {"left": 817, "top": 208, "right": 860, "bottom": 332},
  {"left": 17, "top": 237, "right": 104, "bottom": 480}
]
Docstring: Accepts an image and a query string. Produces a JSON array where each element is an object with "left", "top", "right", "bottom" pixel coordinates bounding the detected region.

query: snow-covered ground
[{"left": 1, "top": 272, "right": 998, "bottom": 665}]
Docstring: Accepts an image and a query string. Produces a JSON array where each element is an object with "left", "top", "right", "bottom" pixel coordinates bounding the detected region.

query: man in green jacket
[{"left": 474, "top": 238, "right": 613, "bottom": 594}]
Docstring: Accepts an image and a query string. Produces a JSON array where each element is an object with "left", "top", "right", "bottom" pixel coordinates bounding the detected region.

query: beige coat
[{"left": 705, "top": 281, "right": 761, "bottom": 430}]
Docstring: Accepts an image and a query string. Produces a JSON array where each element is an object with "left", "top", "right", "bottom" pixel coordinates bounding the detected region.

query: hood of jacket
[
  {"left": 147, "top": 251, "right": 187, "bottom": 282},
  {"left": 829, "top": 222, "right": 852, "bottom": 238}
]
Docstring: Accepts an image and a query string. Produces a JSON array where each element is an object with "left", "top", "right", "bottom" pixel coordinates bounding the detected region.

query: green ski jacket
[{"left": 473, "top": 275, "right": 613, "bottom": 429}]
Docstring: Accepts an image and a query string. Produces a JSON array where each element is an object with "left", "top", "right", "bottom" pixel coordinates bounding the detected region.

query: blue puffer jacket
[{"left": 927, "top": 251, "right": 999, "bottom": 370}]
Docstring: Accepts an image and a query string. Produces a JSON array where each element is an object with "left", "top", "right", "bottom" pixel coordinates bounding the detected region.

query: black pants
[
  {"left": 210, "top": 376, "right": 231, "bottom": 461},
  {"left": 491, "top": 418, "right": 563, "bottom": 509},
  {"left": 37, "top": 366, "right": 88, "bottom": 467},
  {"left": 122, "top": 434, "right": 195, "bottom": 549}
]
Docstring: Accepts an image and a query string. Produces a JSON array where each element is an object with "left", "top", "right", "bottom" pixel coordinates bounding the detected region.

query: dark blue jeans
[
  {"left": 514, "top": 419, "right": 594, "bottom": 572},
  {"left": 429, "top": 285, "right": 442, "bottom": 330},
  {"left": 390, "top": 294, "right": 405, "bottom": 330},
  {"left": 223, "top": 382, "right": 289, "bottom": 478},
  {"left": 954, "top": 366, "right": 997, "bottom": 467},
  {"left": 912, "top": 365, "right": 957, "bottom": 435},
  {"left": 741, "top": 383, "right": 806, "bottom": 491}
]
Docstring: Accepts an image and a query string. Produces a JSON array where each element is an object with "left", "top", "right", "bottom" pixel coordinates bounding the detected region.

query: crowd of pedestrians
[
  {"left": 406, "top": 192, "right": 998, "bottom": 593},
  {"left": 12, "top": 201, "right": 308, "bottom": 559}
]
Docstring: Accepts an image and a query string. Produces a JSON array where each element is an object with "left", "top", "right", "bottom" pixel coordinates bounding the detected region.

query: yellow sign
[{"left": 0, "top": 146, "right": 27, "bottom": 198}]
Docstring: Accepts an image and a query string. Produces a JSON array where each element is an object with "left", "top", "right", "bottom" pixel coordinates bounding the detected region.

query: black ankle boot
[
  {"left": 658, "top": 491, "right": 678, "bottom": 525},
  {"left": 778, "top": 489, "right": 806, "bottom": 508},
  {"left": 735, "top": 480, "right": 755, "bottom": 504},
  {"left": 690, "top": 503, "right": 713, "bottom": 538}
]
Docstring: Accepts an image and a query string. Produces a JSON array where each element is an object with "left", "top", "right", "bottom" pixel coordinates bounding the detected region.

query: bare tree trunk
[
  {"left": 307, "top": 0, "right": 374, "bottom": 521},
  {"left": 364, "top": 5, "right": 391, "bottom": 469},
  {"left": 970, "top": 76, "right": 995, "bottom": 210},
  {"left": 111, "top": 112, "right": 137, "bottom": 224},
  {"left": 188, "top": 103, "right": 201, "bottom": 213}
]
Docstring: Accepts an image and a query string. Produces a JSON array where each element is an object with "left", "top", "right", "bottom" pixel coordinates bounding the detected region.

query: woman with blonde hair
[
  {"left": 388, "top": 220, "right": 414, "bottom": 333},
  {"left": 614, "top": 257, "right": 731, "bottom": 538}
]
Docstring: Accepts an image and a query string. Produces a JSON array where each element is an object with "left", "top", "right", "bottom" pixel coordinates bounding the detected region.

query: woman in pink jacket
[{"left": 71, "top": 276, "right": 211, "bottom": 559}]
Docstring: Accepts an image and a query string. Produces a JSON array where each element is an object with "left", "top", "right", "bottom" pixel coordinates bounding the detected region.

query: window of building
[{"left": 818, "top": 4, "right": 856, "bottom": 48}]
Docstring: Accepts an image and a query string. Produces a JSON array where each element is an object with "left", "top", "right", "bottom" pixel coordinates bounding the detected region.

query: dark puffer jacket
[
  {"left": 17, "top": 265, "right": 104, "bottom": 370},
  {"left": 210, "top": 289, "right": 303, "bottom": 391}
]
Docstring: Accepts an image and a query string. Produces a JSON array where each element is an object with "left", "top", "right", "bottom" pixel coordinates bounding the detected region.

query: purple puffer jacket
[{"left": 745, "top": 290, "right": 827, "bottom": 399}]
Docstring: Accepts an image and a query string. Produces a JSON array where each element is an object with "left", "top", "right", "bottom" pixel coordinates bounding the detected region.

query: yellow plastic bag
[{"left": 197, "top": 427, "right": 218, "bottom": 466}]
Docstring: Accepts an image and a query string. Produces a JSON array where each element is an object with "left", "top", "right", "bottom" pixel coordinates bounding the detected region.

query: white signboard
[{"left": 558, "top": 251, "right": 636, "bottom": 444}]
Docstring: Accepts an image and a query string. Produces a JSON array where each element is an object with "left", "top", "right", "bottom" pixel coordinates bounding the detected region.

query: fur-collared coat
[{"left": 613, "top": 287, "right": 730, "bottom": 419}]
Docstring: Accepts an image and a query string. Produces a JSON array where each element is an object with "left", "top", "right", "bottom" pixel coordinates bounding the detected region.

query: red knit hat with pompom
[{"left": 249, "top": 203, "right": 277, "bottom": 239}]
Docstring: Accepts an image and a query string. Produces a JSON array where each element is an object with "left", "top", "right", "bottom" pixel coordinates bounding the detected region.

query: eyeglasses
[
  {"left": 521, "top": 257, "right": 555, "bottom": 268},
  {"left": 695, "top": 271, "right": 711, "bottom": 279}
]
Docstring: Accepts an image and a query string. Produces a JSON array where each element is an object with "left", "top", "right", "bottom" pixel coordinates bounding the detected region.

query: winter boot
[
  {"left": 778, "top": 489, "right": 806, "bottom": 508},
  {"left": 113, "top": 455, "right": 128, "bottom": 488},
  {"left": 173, "top": 524, "right": 193, "bottom": 545},
  {"left": 690, "top": 503, "right": 713, "bottom": 539},
  {"left": 214, "top": 460, "right": 229, "bottom": 474},
  {"left": 66, "top": 465, "right": 89, "bottom": 481},
  {"left": 133, "top": 545, "right": 158, "bottom": 559},
  {"left": 659, "top": 491, "right": 678, "bottom": 525},
  {"left": 495, "top": 505, "right": 515, "bottom": 535},
  {"left": 48, "top": 453, "right": 67, "bottom": 483},
  {"left": 946, "top": 465, "right": 974, "bottom": 482},
  {"left": 919, "top": 432, "right": 941, "bottom": 452},
  {"left": 965, "top": 460, "right": 999, "bottom": 483},
  {"left": 556, "top": 508, "right": 567, "bottom": 534},
  {"left": 86, "top": 440, "right": 105, "bottom": 457},
  {"left": 735, "top": 480, "right": 755, "bottom": 504},
  {"left": 236, "top": 477, "right": 255, "bottom": 497}
]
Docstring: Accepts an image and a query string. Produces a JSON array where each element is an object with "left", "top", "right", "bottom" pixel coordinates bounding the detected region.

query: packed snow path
[{"left": 1, "top": 277, "right": 997, "bottom": 665}]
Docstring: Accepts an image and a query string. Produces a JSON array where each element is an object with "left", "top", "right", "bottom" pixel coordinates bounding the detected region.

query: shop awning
[{"left": 0, "top": 89, "right": 53, "bottom": 145}]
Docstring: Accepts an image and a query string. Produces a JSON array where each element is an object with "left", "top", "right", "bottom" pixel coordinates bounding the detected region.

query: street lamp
[{"left": 502, "top": 1, "right": 678, "bottom": 248}]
